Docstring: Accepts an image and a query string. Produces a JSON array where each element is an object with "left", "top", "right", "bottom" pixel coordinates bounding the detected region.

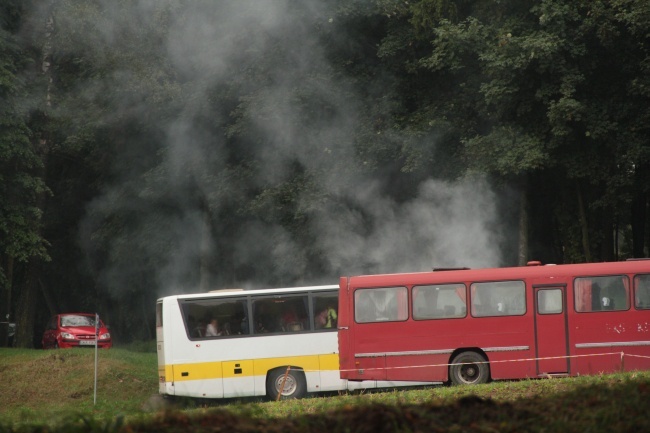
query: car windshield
[{"left": 61, "top": 315, "right": 95, "bottom": 327}]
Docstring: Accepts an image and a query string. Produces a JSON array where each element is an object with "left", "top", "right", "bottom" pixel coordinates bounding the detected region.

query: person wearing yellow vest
[{"left": 317, "top": 304, "right": 337, "bottom": 328}]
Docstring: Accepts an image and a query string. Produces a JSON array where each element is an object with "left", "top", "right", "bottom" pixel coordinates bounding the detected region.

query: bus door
[{"left": 534, "top": 286, "right": 569, "bottom": 375}]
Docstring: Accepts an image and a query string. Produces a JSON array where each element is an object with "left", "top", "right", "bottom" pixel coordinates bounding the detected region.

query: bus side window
[
  {"left": 253, "top": 301, "right": 275, "bottom": 333},
  {"left": 278, "top": 295, "right": 308, "bottom": 332},
  {"left": 354, "top": 287, "right": 407, "bottom": 323},
  {"left": 413, "top": 284, "right": 466, "bottom": 320},
  {"left": 354, "top": 290, "right": 376, "bottom": 323},
  {"left": 575, "top": 275, "right": 629, "bottom": 312},
  {"left": 634, "top": 274, "right": 650, "bottom": 309},
  {"left": 471, "top": 281, "right": 525, "bottom": 317}
]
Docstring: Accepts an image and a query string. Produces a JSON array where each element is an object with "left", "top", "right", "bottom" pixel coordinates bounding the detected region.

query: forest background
[{"left": 1, "top": 0, "right": 649, "bottom": 348}]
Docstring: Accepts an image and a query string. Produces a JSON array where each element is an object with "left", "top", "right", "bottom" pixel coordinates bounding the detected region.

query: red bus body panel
[{"left": 338, "top": 261, "right": 650, "bottom": 383}]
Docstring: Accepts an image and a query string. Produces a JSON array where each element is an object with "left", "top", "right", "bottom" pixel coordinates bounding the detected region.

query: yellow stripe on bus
[{"left": 167, "top": 353, "right": 340, "bottom": 382}]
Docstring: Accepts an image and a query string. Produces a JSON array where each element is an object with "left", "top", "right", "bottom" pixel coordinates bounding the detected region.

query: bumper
[{"left": 59, "top": 339, "right": 112, "bottom": 348}]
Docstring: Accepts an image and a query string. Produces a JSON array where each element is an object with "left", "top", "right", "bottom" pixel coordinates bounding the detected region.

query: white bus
[{"left": 156, "top": 284, "right": 434, "bottom": 400}]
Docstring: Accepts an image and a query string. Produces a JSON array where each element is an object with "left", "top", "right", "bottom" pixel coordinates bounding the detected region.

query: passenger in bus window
[
  {"left": 231, "top": 311, "right": 247, "bottom": 335},
  {"left": 255, "top": 304, "right": 275, "bottom": 333},
  {"left": 317, "top": 304, "right": 338, "bottom": 328},
  {"left": 221, "top": 322, "right": 231, "bottom": 335},
  {"left": 205, "top": 318, "right": 221, "bottom": 336},
  {"left": 282, "top": 308, "right": 297, "bottom": 326},
  {"left": 240, "top": 314, "right": 249, "bottom": 334},
  {"left": 280, "top": 307, "right": 297, "bottom": 331}
]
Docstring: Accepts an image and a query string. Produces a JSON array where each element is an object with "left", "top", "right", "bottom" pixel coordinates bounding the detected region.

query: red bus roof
[{"left": 343, "top": 260, "right": 650, "bottom": 288}]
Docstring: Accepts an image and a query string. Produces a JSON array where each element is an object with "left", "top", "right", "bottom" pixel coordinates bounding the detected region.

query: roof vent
[{"left": 432, "top": 267, "right": 471, "bottom": 272}]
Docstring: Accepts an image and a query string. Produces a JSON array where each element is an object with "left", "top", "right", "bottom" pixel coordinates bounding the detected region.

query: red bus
[{"left": 338, "top": 260, "right": 650, "bottom": 385}]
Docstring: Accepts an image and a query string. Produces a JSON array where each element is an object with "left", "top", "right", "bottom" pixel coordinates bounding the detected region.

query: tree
[
  {"left": 376, "top": 0, "right": 650, "bottom": 263},
  {"left": 0, "top": 0, "right": 50, "bottom": 347}
]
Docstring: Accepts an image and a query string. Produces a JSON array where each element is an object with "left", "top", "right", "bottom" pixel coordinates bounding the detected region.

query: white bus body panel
[{"left": 158, "top": 287, "right": 437, "bottom": 399}]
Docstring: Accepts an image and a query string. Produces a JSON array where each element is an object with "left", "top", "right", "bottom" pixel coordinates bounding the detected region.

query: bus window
[
  {"left": 180, "top": 297, "right": 248, "bottom": 338},
  {"left": 634, "top": 274, "right": 650, "bottom": 309},
  {"left": 252, "top": 294, "right": 309, "bottom": 334},
  {"left": 537, "top": 289, "right": 563, "bottom": 315},
  {"left": 413, "top": 284, "right": 466, "bottom": 320},
  {"left": 156, "top": 302, "right": 163, "bottom": 327},
  {"left": 470, "top": 281, "right": 526, "bottom": 317},
  {"left": 575, "top": 275, "right": 629, "bottom": 312},
  {"left": 354, "top": 287, "right": 408, "bottom": 323}
]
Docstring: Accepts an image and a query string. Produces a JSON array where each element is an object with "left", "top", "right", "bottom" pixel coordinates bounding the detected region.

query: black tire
[
  {"left": 266, "top": 367, "right": 307, "bottom": 400},
  {"left": 449, "top": 351, "right": 490, "bottom": 385}
]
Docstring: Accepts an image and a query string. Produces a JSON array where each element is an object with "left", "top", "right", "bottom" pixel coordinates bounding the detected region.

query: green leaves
[
  {"left": 464, "top": 127, "right": 548, "bottom": 176},
  {"left": 0, "top": 16, "right": 50, "bottom": 269}
]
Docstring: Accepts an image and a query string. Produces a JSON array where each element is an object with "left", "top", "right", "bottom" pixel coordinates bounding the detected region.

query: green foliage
[
  {"left": 376, "top": 0, "right": 650, "bottom": 261},
  {"left": 409, "top": 0, "right": 461, "bottom": 30},
  {"left": 0, "top": 14, "right": 50, "bottom": 272},
  {"left": 463, "top": 127, "right": 548, "bottom": 176}
]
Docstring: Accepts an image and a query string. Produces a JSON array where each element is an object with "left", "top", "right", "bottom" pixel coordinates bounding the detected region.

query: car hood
[{"left": 61, "top": 326, "right": 108, "bottom": 334}]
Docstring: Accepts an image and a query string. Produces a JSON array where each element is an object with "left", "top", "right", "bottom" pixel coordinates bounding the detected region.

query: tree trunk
[
  {"left": 15, "top": 1, "right": 54, "bottom": 348},
  {"left": 599, "top": 209, "right": 615, "bottom": 261},
  {"left": 576, "top": 182, "right": 592, "bottom": 262},
  {"left": 631, "top": 164, "right": 648, "bottom": 258},
  {"left": 15, "top": 262, "right": 40, "bottom": 348},
  {"left": 0, "top": 256, "right": 14, "bottom": 347},
  {"left": 39, "top": 278, "right": 59, "bottom": 316},
  {"left": 517, "top": 176, "right": 529, "bottom": 266}
]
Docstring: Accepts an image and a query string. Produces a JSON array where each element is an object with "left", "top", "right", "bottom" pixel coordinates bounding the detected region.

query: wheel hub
[
  {"left": 461, "top": 364, "right": 479, "bottom": 382},
  {"left": 275, "top": 375, "right": 297, "bottom": 395}
]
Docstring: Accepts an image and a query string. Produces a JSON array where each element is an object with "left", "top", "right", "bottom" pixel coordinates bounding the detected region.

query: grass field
[
  {"left": 1, "top": 346, "right": 650, "bottom": 432},
  {"left": 0, "top": 346, "right": 158, "bottom": 426}
]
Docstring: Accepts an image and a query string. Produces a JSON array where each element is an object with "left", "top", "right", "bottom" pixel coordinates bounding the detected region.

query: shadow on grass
[
  {"left": 108, "top": 375, "right": 650, "bottom": 432},
  {"left": 3, "top": 374, "right": 649, "bottom": 433}
]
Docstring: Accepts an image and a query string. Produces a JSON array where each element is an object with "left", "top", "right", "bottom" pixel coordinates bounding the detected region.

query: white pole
[{"left": 94, "top": 312, "right": 99, "bottom": 405}]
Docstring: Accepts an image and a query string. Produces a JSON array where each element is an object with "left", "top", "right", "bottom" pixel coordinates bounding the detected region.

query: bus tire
[
  {"left": 449, "top": 351, "right": 490, "bottom": 385},
  {"left": 266, "top": 367, "right": 307, "bottom": 400}
]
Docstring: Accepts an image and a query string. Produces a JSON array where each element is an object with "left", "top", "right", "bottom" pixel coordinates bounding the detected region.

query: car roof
[{"left": 56, "top": 313, "right": 96, "bottom": 316}]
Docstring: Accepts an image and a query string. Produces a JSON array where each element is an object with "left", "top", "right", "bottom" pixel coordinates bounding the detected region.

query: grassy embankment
[{"left": 1, "top": 346, "right": 649, "bottom": 432}]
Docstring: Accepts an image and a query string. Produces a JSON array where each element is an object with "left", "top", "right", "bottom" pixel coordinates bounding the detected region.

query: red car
[{"left": 42, "top": 313, "right": 112, "bottom": 349}]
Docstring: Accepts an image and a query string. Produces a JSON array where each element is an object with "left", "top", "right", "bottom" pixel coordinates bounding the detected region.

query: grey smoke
[
  {"left": 312, "top": 177, "right": 501, "bottom": 275},
  {"left": 62, "top": 0, "right": 506, "bottom": 298}
]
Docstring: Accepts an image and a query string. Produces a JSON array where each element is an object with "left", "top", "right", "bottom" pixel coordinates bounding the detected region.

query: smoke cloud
[{"left": 42, "top": 0, "right": 508, "bottom": 300}]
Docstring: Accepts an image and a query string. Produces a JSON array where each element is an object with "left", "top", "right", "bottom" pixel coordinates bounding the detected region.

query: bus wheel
[
  {"left": 449, "top": 352, "right": 490, "bottom": 385},
  {"left": 266, "top": 368, "right": 307, "bottom": 400}
]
